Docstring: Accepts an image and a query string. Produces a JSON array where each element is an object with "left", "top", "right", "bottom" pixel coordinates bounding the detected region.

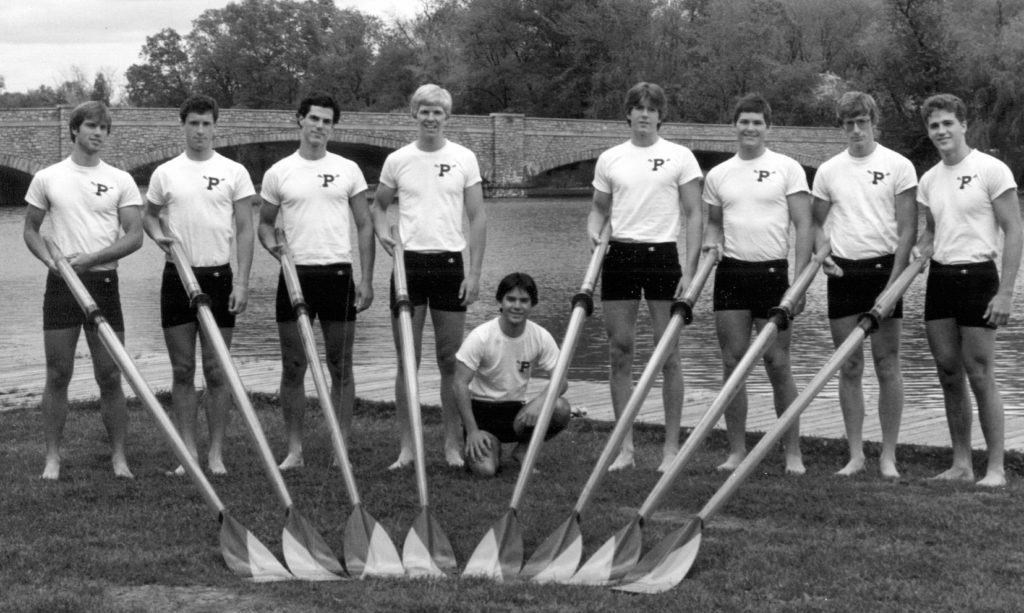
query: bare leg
[
  {"left": 829, "top": 314, "right": 866, "bottom": 476},
  {"left": 760, "top": 319, "right": 804, "bottom": 475},
  {"left": 322, "top": 319, "right": 356, "bottom": 455},
  {"left": 85, "top": 328, "right": 133, "bottom": 478},
  {"left": 926, "top": 318, "right": 975, "bottom": 482},
  {"left": 603, "top": 300, "right": 639, "bottom": 471},
  {"left": 277, "top": 321, "right": 307, "bottom": 470},
  {"left": 871, "top": 318, "right": 904, "bottom": 479},
  {"left": 715, "top": 310, "right": 753, "bottom": 471},
  {"left": 40, "top": 327, "right": 80, "bottom": 480},
  {"left": 431, "top": 308, "right": 467, "bottom": 467},
  {"left": 649, "top": 299, "right": 683, "bottom": 472},
  {"left": 200, "top": 325, "right": 234, "bottom": 475},
  {"left": 389, "top": 304, "right": 427, "bottom": 470},
  {"left": 164, "top": 323, "right": 199, "bottom": 476},
  {"left": 961, "top": 327, "right": 1004, "bottom": 487}
]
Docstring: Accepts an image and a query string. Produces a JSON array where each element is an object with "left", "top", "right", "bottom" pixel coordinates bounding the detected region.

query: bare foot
[
  {"left": 511, "top": 443, "right": 526, "bottom": 465},
  {"left": 387, "top": 450, "right": 414, "bottom": 471},
  {"left": 977, "top": 469, "right": 1006, "bottom": 488},
  {"left": 716, "top": 452, "right": 745, "bottom": 472},
  {"left": 657, "top": 456, "right": 675, "bottom": 474},
  {"left": 278, "top": 453, "right": 304, "bottom": 471},
  {"left": 41, "top": 456, "right": 61, "bottom": 480},
  {"left": 445, "top": 446, "right": 465, "bottom": 468},
  {"left": 785, "top": 458, "right": 806, "bottom": 476},
  {"left": 836, "top": 457, "right": 865, "bottom": 477},
  {"left": 208, "top": 457, "right": 227, "bottom": 476},
  {"left": 112, "top": 459, "right": 135, "bottom": 479},
  {"left": 165, "top": 465, "right": 186, "bottom": 477},
  {"left": 609, "top": 449, "right": 635, "bottom": 472},
  {"left": 879, "top": 457, "right": 900, "bottom": 479},
  {"left": 930, "top": 466, "right": 974, "bottom": 482}
]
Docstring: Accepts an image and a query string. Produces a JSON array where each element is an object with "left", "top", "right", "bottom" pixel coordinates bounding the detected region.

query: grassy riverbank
[{"left": 2, "top": 394, "right": 1023, "bottom": 612}]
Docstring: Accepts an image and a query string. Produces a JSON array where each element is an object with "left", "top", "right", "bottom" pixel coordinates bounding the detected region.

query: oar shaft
[{"left": 169, "top": 242, "right": 294, "bottom": 510}]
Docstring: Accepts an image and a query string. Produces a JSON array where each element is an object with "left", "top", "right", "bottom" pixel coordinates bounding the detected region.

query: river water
[{"left": 3, "top": 199, "right": 1023, "bottom": 412}]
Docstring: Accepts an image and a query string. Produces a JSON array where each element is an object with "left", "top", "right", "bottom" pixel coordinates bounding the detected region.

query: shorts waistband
[
  {"left": 832, "top": 253, "right": 894, "bottom": 267},
  {"left": 719, "top": 257, "right": 788, "bottom": 270},
  {"left": 929, "top": 259, "right": 996, "bottom": 272},
  {"left": 163, "top": 261, "right": 231, "bottom": 274},
  {"left": 609, "top": 241, "right": 677, "bottom": 249},
  {"left": 294, "top": 263, "right": 353, "bottom": 272},
  {"left": 49, "top": 269, "right": 118, "bottom": 281}
]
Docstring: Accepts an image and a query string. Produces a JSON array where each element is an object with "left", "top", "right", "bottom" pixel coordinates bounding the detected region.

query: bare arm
[
  {"left": 588, "top": 189, "right": 612, "bottom": 244},
  {"left": 142, "top": 200, "right": 174, "bottom": 254},
  {"left": 23, "top": 206, "right": 54, "bottom": 270},
  {"left": 256, "top": 200, "right": 282, "bottom": 260},
  {"left": 676, "top": 178, "right": 703, "bottom": 298},
  {"left": 702, "top": 204, "right": 723, "bottom": 259},
  {"left": 350, "top": 190, "right": 376, "bottom": 312},
  {"left": 64, "top": 205, "right": 144, "bottom": 273},
  {"left": 986, "top": 188, "right": 1023, "bottom": 326},
  {"left": 370, "top": 183, "right": 397, "bottom": 255},
  {"left": 888, "top": 187, "right": 918, "bottom": 284},
  {"left": 788, "top": 191, "right": 813, "bottom": 276},
  {"left": 230, "top": 195, "right": 256, "bottom": 314},
  {"left": 461, "top": 182, "right": 486, "bottom": 306},
  {"left": 454, "top": 360, "right": 491, "bottom": 462},
  {"left": 811, "top": 195, "right": 840, "bottom": 276}
]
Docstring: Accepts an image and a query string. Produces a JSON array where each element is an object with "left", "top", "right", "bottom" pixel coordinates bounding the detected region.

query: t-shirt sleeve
[
  {"left": 347, "top": 162, "right": 369, "bottom": 198},
  {"left": 462, "top": 149, "right": 482, "bottom": 188},
  {"left": 592, "top": 152, "right": 612, "bottom": 194},
  {"left": 24, "top": 173, "right": 49, "bottom": 210},
  {"left": 537, "top": 329, "right": 560, "bottom": 373},
  {"left": 378, "top": 153, "right": 398, "bottom": 190},
  {"left": 232, "top": 164, "right": 257, "bottom": 201},
  {"left": 117, "top": 173, "right": 143, "bottom": 208},
  {"left": 984, "top": 158, "right": 1018, "bottom": 199},
  {"left": 702, "top": 168, "right": 722, "bottom": 207},
  {"left": 455, "top": 329, "right": 485, "bottom": 371},
  {"left": 893, "top": 155, "right": 918, "bottom": 194},
  {"left": 677, "top": 148, "right": 703, "bottom": 186},
  {"left": 146, "top": 166, "right": 167, "bottom": 206},
  {"left": 810, "top": 164, "right": 831, "bottom": 202},
  {"left": 259, "top": 167, "right": 281, "bottom": 206},
  {"left": 784, "top": 158, "right": 810, "bottom": 196},
  {"left": 916, "top": 172, "right": 932, "bottom": 209}
]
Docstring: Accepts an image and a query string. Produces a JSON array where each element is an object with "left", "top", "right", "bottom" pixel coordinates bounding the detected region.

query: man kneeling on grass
[{"left": 454, "top": 273, "right": 571, "bottom": 477}]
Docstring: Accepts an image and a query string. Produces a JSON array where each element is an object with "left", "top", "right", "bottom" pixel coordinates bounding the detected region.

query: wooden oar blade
[
  {"left": 345, "top": 506, "right": 404, "bottom": 578},
  {"left": 218, "top": 513, "right": 294, "bottom": 582},
  {"left": 613, "top": 518, "right": 703, "bottom": 594},
  {"left": 403, "top": 507, "right": 457, "bottom": 577},
  {"left": 521, "top": 514, "right": 581, "bottom": 583},
  {"left": 568, "top": 518, "right": 642, "bottom": 586},
  {"left": 282, "top": 508, "right": 344, "bottom": 581},
  {"left": 462, "top": 511, "right": 523, "bottom": 581}
]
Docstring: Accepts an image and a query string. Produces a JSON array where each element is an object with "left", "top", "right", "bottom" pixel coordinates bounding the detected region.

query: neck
[
  {"left": 941, "top": 144, "right": 971, "bottom": 166},
  {"left": 70, "top": 147, "right": 100, "bottom": 167},
  {"left": 498, "top": 316, "right": 526, "bottom": 337},
  {"left": 299, "top": 142, "right": 327, "bottom": 160},
  {"left": 630, "top": 132, "right": 658, "bottom": 147},
  {"left": 738, "top": 144, "right": 765, "bottom": 160},
  {"left": 848, "top": 141, "right": 877, "bottom": 158},
  {"left": 185, "top": 148, "right": 214, "bottom": 162},
  {"left": 417, "top": 135, "right": 446, "bottom": 152}
]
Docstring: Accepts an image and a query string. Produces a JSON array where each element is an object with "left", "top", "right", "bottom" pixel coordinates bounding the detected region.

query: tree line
[{"left": 3, "top": 0, "right": 1024, "bottom": 177}]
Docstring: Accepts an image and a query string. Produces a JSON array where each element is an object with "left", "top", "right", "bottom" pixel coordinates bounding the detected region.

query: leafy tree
[
  {"left": 125, "top": 29, "right": 193, "bottom": 107},
  {"left": 91, "top": 73, "right": 111, "bottom": 106}
]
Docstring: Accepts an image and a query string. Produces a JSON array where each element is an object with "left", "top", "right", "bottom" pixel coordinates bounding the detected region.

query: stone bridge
[{"left": 0, "top": 107, "right": 845, "bottom": 198}]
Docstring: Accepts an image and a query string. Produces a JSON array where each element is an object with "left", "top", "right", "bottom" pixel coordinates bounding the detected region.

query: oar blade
[
  {"left": 218, "top": 513, "right": 294, "bottom": 582},
  {"left": 521, "top": 514, "right": 582, "bottom": 583},
  {"left": 462, "top": 511, "right": 523, "bottom": 581},
  {"left": 403, "top": 507, "right": 457, "bottom": 577},
  {"left": 613, "top": 518, "right": 703, "bottom": 594},
  {"left": 282, "top": 508, "right": 344, "bottom": 581},
  {"left": 569, "top": 518, "right": 642, "bottom": 586},
  {"left": 345, "top": 506, "right": 404, "bottom": 578}
]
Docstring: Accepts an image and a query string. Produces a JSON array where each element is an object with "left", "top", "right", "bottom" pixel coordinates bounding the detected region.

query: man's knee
[
  {"left": 467, "top": 432, "right": 501, "bottom": 477},
  {"left": 551, "top": 398, "right": 571, "bottom": 434}
]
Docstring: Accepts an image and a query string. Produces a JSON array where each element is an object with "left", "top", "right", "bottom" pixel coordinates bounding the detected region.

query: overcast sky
[{"left": 0, "top": 0, "right": 419, "bottom": 94}]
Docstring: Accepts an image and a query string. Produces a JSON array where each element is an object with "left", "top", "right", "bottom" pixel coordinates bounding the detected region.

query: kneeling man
[{"left": 454, "top": 273, "right": 570, "bottom": 476}]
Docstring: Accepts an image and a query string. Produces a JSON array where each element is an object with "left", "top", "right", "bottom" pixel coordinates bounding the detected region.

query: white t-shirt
[
  {"left": 592, "top": 137, "right": 703, "bottom": 243},
  {"left": 455, "top": 318, "right": 559, "bottom": 402},
  {"left": 260, "top": 151, "right": 367, "bottom": 265},
  {"left": 812, "top": 144, "right": 917, "bottom": 260},
  {"left": 147, "top": 152, "right": 256, "bottom": 267},
  {"left": 918, "top": 149, "right": 1018, "bottom": 265},
  {"left": 378, "top": 140, "right": 482, "bottom": 252},
  {"left": 25, "top": 157, "right": 142, "bottom": 272},
  {"left": 703, "top": 149, "right": 809, "bottom": 261}
]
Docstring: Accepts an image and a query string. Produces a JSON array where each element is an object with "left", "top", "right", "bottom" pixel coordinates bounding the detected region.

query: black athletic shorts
[
  {"left": 924, "top": 260, "right": 999, "bottom": 328},
  {"left": 389, "top": 251, "right": 466, "bottom": 314},
  {"left": 161, "top": 262, "right": 235, "bottom": 329},
  {"left": 469, "top": 399, "right": 567, "bottom": 444},
  {"left": 43, "top": 269, "right": 124, "bottom": 332},
  {"left": 713, "top": 257, "right": 788, "bottom": 318},
  {"left": 601, "top": 241, "right": 681, "bottom": 301},
  {"left": 827, "top": 254, "right": 903, "bottom": 320},
  {"left": 275, "top": 263, "right": 356, "bottom": 323}
]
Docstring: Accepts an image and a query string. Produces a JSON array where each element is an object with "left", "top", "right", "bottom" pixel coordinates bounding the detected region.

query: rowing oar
[
  {"left": 275, "top": 229, "right": 404, "bottom": 578},
  {"left": 462, "top": 220, "right": 612, "bottom": 581},
  {"left": 612, "top": 246, "right": 931, "bottom": 594},
  {"left": 570, "top": 247, "right": 829, "bottom": 586},
  {"left": 520, "top": 248, "right": 718, "bottom": 583},
  {"left": 44, "top": 239, "right": 292, "bottom": 583},
  {"left": 390, "top": 226, "right": 457, "bottom": 577},
  {"left": 167, "top": 239, "right": 343, "bottom": 581}
]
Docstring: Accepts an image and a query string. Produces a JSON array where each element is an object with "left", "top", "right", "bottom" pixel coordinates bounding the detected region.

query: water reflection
[{"left": 2, "top": 201, "right": 1022, "bottom": 413}]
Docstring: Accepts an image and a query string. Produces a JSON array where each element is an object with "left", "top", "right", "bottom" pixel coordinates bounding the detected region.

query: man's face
[
  {"left": 299, "top": 105, "right": 335, "bottom": 147},
  {"left": 183, "top": 112, "right": 216, "bottom": 154},
  {"left": 73, "top": 118, "right": 109, "bottom": 155},
  {"left": 499, "top": 287, "right": 533, "bottom": 327},
  {"left": 627, "top": 102, "right": 660, "bottom": 138},
  {"left": 734, "top": 112, "right": 768, "bottom": 149},
  {"left": 841, "top": 113, "right": 876, "bottom": 155},
  {"left": 926, "top": 109, "right": 966, "bottom": 155},
  {"left": 415, "top": 104, "right": 448, "bottom": 137}
]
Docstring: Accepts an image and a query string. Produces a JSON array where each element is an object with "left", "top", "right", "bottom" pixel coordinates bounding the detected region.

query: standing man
[
  {"left": 588, "top": 81, "right": 703, "bottom": 472},
  {"left": 23, "top": 101, "right": 144, "bottom": 480},
  {"left": 917, "top": 93, "right": 1022, "bottom": 487},
  {"left": 143, "top": 94, "right": 256, "bottom": 476},
  {"left": 258, "top": 93, "right": 375, "bottom": 470},
  {"left": 812, "top": 92, "right": 917, "bottom": 478},
  {"left": 454, "top": 273, "right": 571, "bottom": 477},
  {"left": 372, "top": 84, "right": 486, "bottom": 469},
  {"left": 702, "top": 94, "right": 813, "bottom": 475}
]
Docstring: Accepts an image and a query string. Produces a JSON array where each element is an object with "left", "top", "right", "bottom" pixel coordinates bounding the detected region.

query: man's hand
[
  {"left": 822, "top": 255, "right": 843, "bottom": 277},
  {"left": 354, "top": 280, "right": 373, "bottom": 312},
  {"left": 985, "top": 293, "right": 1013, "bottom": 327},
  {"left": 464, "top": 430, "right": 492, "bottom": 464},
  {"left": 460, "top": 276, "right": 480, "bottom": 307},
  {"left": 229, "top": 285, "right": 248, "bottom": 315}
]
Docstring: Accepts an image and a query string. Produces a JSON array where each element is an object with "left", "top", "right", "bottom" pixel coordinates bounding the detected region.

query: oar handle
[
  {"left": 276, "top": 229, "right": 363, "bottom": 507},
  {"left": 167, "top": 239, "right": 295, "bottom": 510},
  {"left": 697, "top": 249, "right": 929, "bottom": 524},
  {"left": 42, "top": 238, "right": 228, "bottom": 517},
  {"left": 571, "top": 251, "right": 717, "bottom": 515},
  {"left": 766, "top": 248, "right": 829, "bottom": 330},
  {"left": 861, "top": 244, "right": 933, "bottom": 330},
  {"left": 508, "top": 221, "right": 612, "bottom": 510},
  {"left": 390, "top": 226, "right": 431, "bottom": 508}
]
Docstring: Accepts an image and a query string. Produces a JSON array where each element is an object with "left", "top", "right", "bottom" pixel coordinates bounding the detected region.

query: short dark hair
[
  {"left": 920, "top": 93, "right": 967, "bottom": 124},
  {"left": 297, "top": 92, "right": 340, "bottom": 124},
  {"left": 835, "top": 91, "right": 879, "bottom": 125},
  {"left": 179, "top": 94, "right": 219, "bottom": 123},
  {"left": 68, "top": 101, "right": 111, "bottom": 143},
  {"left": 495, "top": 272, "right": 539, "bottom": 306},
  {"left": 624, "top": 82, "right": 668, "bottom": 127},
  {"left": 732, "top": 93, "right": 772, "bottom": 127}
]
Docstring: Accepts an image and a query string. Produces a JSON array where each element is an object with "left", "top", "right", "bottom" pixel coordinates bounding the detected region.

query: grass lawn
[{"left": 2, "top": 394, "right": 1024, "bottom": 612}]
